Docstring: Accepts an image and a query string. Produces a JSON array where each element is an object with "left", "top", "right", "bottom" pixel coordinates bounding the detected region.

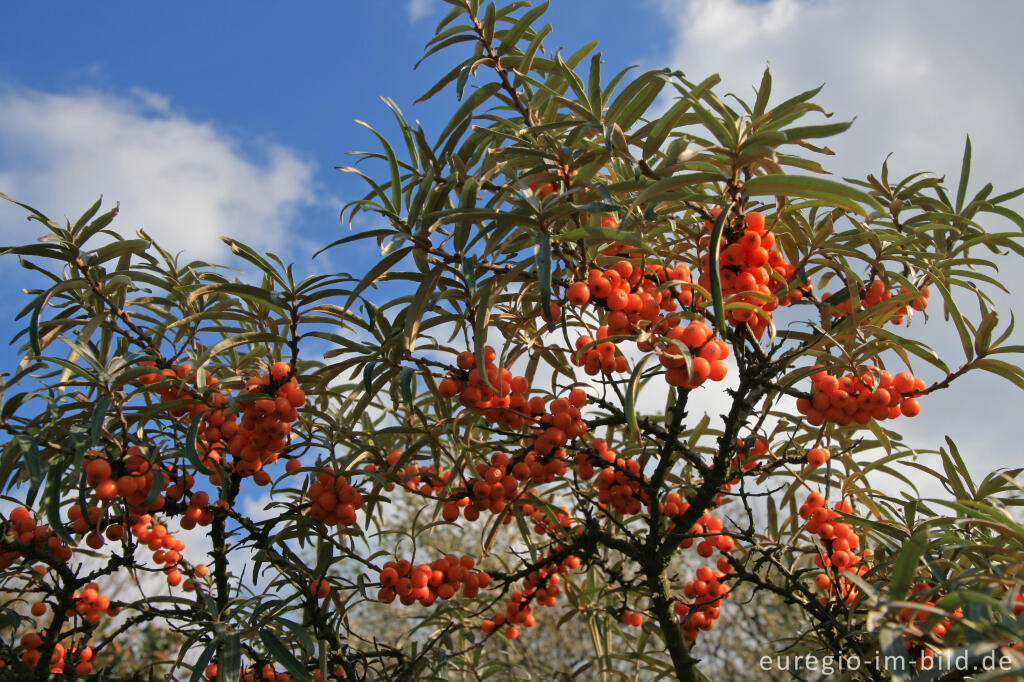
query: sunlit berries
[
  {"left": 796, "top": 365, "right": 926, "bottom": 426},
  {"left": 308, "top": 469, "right": 363, "bottom": 526}
]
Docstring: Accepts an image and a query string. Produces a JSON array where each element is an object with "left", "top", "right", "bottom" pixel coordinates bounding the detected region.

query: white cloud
[
  {"left": 0, "top": 86, "right": 317, "bottom": 260},
  {"left": 408, "top": 0, "right": 437, "bottom": 23},
  {"left": 655, "top": 0, "right": 1024, "bottom": 199},
  {"left": 651, "top": 0, "right": 1024, "bottom": 479}
]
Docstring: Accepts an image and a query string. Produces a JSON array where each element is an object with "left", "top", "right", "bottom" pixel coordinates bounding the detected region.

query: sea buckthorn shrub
[{"left": 1, "top": 2, "right": 1023, "bottom": 680}]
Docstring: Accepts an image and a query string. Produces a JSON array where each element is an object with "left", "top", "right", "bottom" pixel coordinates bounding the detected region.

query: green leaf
[
  {"left": 438, "top": 82, "right": 501, "bottom": 148},
  {"left": 973, "top": 358, "right": 1024, "bottom": 392},
  {"left": 707, "top": 209, "right": 729, "bottom": 332},
  {"left": 188, "top": 639, "right": 218, "bottom": 682},
  {"left": 44, "top": 458, "right": 74, "bottom": 547},
  {"left": 753, "top": 65, "right": 772, "bottom": 118},
  {"left": 624, "top": 355, "right": 652, "bottom": 440},
  {"left": 889, "top": 526, "right": 928, "bottom": 601},
  {"left": 399, "top": 367, "right": 416, "bottom": 412},
  {"left": 184, "top": 413, "right": 215, "bottom": 476},
  {"left": 535, "top": 232, "right": 553, "bottom": 324},
  {"left": 18, "top": 436, "right": 43, "bottom": 506},
  {"left": 404, "top": 265, "right": 445, "bottom": 352},
  {"left": 363, "top": 362, "right": 377, "bottom": 396},
  {"left": 88, "top": 396, "right": 110, "bottom": 447},
  {"left": 781, "top": 120, "right": 854, "bottom": 143},
  {"left": 497, "top": 2, "right": 548, "bottom": 54},
  {"left": 217, "top": 633, "right": 241, "bottom": 682},
  {"left": 356, "top": 120, "right": 402, "bottom": 211},
  {"left": 260, "top": 630, "right": 312, "bottom": 682},
  {"left": 29, "top": 280, "right": 89, "bottom": 355},
  {"left": 141, "top": 469, "right": 166, "bottom": 509},
  {"left": 744, "top": 174, "right": 881, "bottom": 216},
  {"left": 955, "top": 135, "right": 971, "bottom": 213}
]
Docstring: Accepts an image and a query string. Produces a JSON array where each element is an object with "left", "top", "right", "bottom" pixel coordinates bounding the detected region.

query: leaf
[
  {"left": 399, "top": 367, "right": 416, "bottom": 413},
  {"left": 217, "top": 633, "right": 241, "bottom": 682},
  {"left": 184, "top": 414, "right": 215, "bottom": 476},
  {"left": 29, "top": 280, "right": 89, "bottom": 355},
  {"left": 404, "top": 265, "right": 445, "bottom": 352},
  {"left": 956, "top": 134, "right": 972, "bottom": 213},
  {"left": 707, "top": 209, "right": 729, "bottom": 332},
  {"left": 497, "top": 2, "right": 548, "bottom": 54},
  {"left": 187, "top": 283, "right": 286, "bottom": 314},
  {"left": 188, "top": 639, "right": 219, "bottom": 682},
  {"left": 624, "top": 355, "right": 652, "bottom": 440},
  {"left": 974, "top": 310, "right": 998, "bottom": 355},
  {"left": 260, "top": 630, "right": 312, "bottom": 682},
  {"left": 142, "top": 469, "right": 166, "bottom": 508},
  {"left": 18, "top": 436, "right": 43, "bottom": 506},
  {"left": 974, "top": 358, "right": 1024, "bottom": 392},
  {"left": 889, "top": 526, "right": 928, "bottom": 601},
  {"left": 438, "top": 82, "right": 501, "bottom": 148},
  {"left": 744, "top": 174, "right": 882, "bottom": 216},
  {"left": 44, "top": 458, "right": 74, "bottom": 547},
  {"left": 455, "top": 64, "right": 471, "bottom": 101},
  {"left": 363, "top": 362, "right": 377, "bottom": 396},
  {"left": 88, "top": 396, "right": 110, "bottom": 447},
  {"left": 753, "top": 65, "right": 772, "bottom": 118},
  {"left": 535, "top": 232, "right": 553, "bottom": 324}
]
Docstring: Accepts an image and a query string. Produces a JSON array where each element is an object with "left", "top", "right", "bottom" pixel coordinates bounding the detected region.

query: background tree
[{"left": 0, "top": 1, "right": 1023, "bottom": 681}]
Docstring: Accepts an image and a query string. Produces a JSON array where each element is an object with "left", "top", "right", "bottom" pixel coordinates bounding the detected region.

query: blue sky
[
  {"left": 1, "top": 0, "right": 1024, "bottom": 501},
  {"left": 0, "top": 0, "right": 672, "bottom": 266}
]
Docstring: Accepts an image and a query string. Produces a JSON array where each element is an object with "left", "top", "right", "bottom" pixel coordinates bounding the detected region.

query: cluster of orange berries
[
  {"left": 800, "top": 494, "right": 872, "bottom": 604},
  {"left": 676, "top": 562, "right": 732, "bottom": 641},
  {"left": 595, "top": 454, "right": 646, "bottom": 516},
  {"left": 139, "top": 359, "right": 304, "bottom": 484},
  {"left": 308, "top": 469, "right": 363, "bottom": 526},
  {"left": 567, "top": 256, "right": 696, "bottom": 337},
  {"left": 312, "top": 665, "right": 347, "bottom": 682},
  {"left": 668, "top": 504, "right": 736, "bottom": 556},
  {"left": 131, "top": 514, "right": 207, "bottom": 587},
  {"left": 796, "top": 366, "right": 925, "bottom": 426},
  {"left": 444, "top": 452, "right": 519, "bottom": 522},
  {"left": 366, "top": 449, "right": 450, "bottom": 495},
  {"left": 656, "top": 320, "right": 729, "bottom": 389},
  {"left": 67, "top": 583, "right": 112, "bottom": 623},
  {"left": 566, "top": 263, "right": 732, "bottom": 388},
  {"left": 220, "top": 363, "right": 304, "bottom": 480},
  {"left": 568, "top": 260, "right": 692, "bottom": 316},
  {"left": 898, "top": 583, "right": 963, "bottom": 667},
  {"left": 377, "top": 555, "right": 490, "bottom": 606},
  {"left": 482, "top": 548, "right": 581, "bottom": 639},
  {"left": 520, "top": 502, "right": 575, "bottom": 537},
  {"left": 620, "top": 609, "right": 644, "bottom": 627},
  {"left": 823, "top": 279, "right": 930, "bottom": 325},
  {"left": 439, "top": 348, "right": 541, "bottom": 428},
  {"left": 531, "top": 389, "right": 588, "bottom": 455},
  {"left": 138, "top": 361, "right": 213, "bottom": 418},
  {"left": 83, "top": 447, "right": 168, "bottom": 515},
  {"left": 697, "top": 210, "right": 807, "bottom": 339},
  {"left": 529, "top": 163, "right": 574, "bottom": 199},
  {"left": 19, "top": 631, "right": 95, "bottom": 675},
  {"left": 571, "top": 326, "right": 628, "bottom": 377},
  {"left": 0, "top": 507, "right": 73, "bottom": 567},
  {"left": 730, "top": 437, "right": 768, "bottom": 476},
  {"left": 179, "top": 490, "right": 218, "bottom": 531},
  {"left": 206, "top": 663, "right": 297, "bottom": 682}
]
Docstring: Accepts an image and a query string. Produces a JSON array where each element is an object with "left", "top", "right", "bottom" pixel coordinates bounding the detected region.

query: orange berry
[
  {"left": 567, "top": 281, "right": 590, "bottom": 306},
  {"left": 271, "top": 361, "right": 291, "bottom": 380},
  {"left": 807, "top": 448, "right": 830, "bottom": 467}
]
